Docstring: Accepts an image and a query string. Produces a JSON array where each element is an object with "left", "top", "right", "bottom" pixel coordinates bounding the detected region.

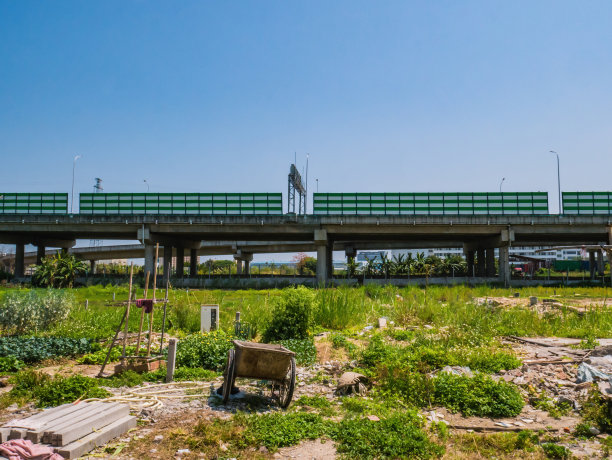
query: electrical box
[{"left": 200, "top": 304, "right": 220, "bottom": 333}]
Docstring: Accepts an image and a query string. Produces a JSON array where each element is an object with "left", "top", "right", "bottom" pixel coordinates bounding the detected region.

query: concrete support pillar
[
  {"left": 14, "top": 243, "right": 24, "bottom": 278},
  {"left": 89, "top": 260, "right": 96, "bottom": 275},
  {"left": 144, "top": 243, "right": 155, "bottom": 278},
  {"left": 242, "top": 253, "right": 253, "bottom": 275},
  {"left": 498, "top": 246, "right": 510, "bottom": 287},
  {"left": 326, "top": 242, "right": 334, "bottom": 279},
  {"left": 190, "top": 249, "right": 198, "bottom": 277},
  {"left": 36, "top": 245, "right": 45, "bottom": 265},
  {"left": 176, "top": 246, "right": 185, "bottom": 278},
  {"left": 314, "top": 229, "right": 329, "bottom": 285},
  {"left": 485, "top": 248, "right": 496, "bottom": 277},
  {"left": 466, "top": 250, "right": 475, "bottom": 277},
  {"left": 597, "top": 250, "right": 605, "bottom": 276},
  {"left": 235, "top": 258, "right": 243, "bottom": 275},
  {"left": 477, "top": 248, "right": 486, "bottom": 277},
  {"left": 589, "top": 251, "right": 597, "bottom": 279},
  {"left": 163, "top": 245, "right": 172, "bottom": 284}
]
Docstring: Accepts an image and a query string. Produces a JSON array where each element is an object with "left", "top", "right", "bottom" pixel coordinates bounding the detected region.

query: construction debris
[{"left": 1, "top": 402, "right": 136, "bottom": 459}]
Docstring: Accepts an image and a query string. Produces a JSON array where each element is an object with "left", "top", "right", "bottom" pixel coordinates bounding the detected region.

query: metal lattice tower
[
  {"left": 90, "top": 178, "right": 103, "bottom": 247},
  {"left": 288, "top": 164, "right": 306, "bottom": 214}
]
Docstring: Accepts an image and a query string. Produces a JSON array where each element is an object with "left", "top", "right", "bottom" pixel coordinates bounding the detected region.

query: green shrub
[
  {"left": 33, "top": 374, "right": 109, "bottom": 407},
  {"left": 0, "top": 290, "right": 73, "bottom": 334},
  {"left": 241, "top": 412, "right": 328, "bottom": 449},
  {"left": 8, "top": 370, "right": 109, "bottom": 407},
  {"left": 262, "top": 286, "right": 314, "bottom": 342},
  {"left": 278, "top": 338, "right": 317, "bottom": 366},
  {"left": 176, "top": 330, "right": 234, "bottom": 371},
  {"left": 331, "top": 411, "right": 444, "bottom": 459},
  {"left": 0, "top": 356, "right": 24, "bottom": 373},
  {"left": 541, "top": 443, "right": 570, "bottom": 459},
  {"left": 581, "top": 387, "right": 612, "bottom": 433},
  {"left": 32, "top": 252, "right": 88, "bottom": 288},
  {"left": 0, "top": 337, "right": 94, "bottom": 363},
  {"left": 433, "top": 372, "right": 524, "bottom": 417}
]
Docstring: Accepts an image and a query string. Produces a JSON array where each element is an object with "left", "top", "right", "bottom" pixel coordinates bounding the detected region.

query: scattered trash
[
  {"left": 440, "top": 366, "right": 473, "bottom": 377},
  {"left": 367, "top": 415, "right": 380, "bottom": 422},
  {"left": 530, "top": 296, "right": 538, "bottom": 306},
  {"left": 377, "top": 317, "right": 387, "bottom": 329},
  {"left": 576, "top": 363, "right": 611, "bottom": 383}
]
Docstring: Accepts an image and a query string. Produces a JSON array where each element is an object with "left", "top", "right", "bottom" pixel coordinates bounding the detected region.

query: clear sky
[{"left": 1, "top": 1, "right": 611, "bottom": 258}]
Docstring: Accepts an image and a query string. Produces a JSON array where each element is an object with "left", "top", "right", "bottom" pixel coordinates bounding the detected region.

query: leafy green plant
[
  {"left": 433, "top": 372, "right": 524, "bottom": 417},
  {"left": 0, "top": 356, "right": 24, "bottom": 373},
  {"left": 0, "top": 290, "right": 73, "bottom": 334},
  {"left": 278, "top": 338, "right": 317, "bottom": 366},
  {"left": 32, "top": 251, "right": 88, "bottom": 288},
  {"left": 8, "top": 370, "right": 109, "bottom": 407},
  {"left": 175, "top": 330, "right": 234, "bottom": 371},
  {"left": 541, "top": 443, "right": 570, "bottom": 459},
  {"left": 581, "top": 386, "right": 612, "bottom": 433},
  {"left": 262, "top": 286, "right": 314, "bottom": 342},
  {"left": 294, "top": 395, "right": 336, "bottom": 416},
  {"left": 0, "top": 337, "right": 94, "bottom": 363},
  {"left": 240, "top": 412, "right": 329, "bottom": 450},
  {"left": 330, "top": 411, "right": 444, "bottom": 459}
]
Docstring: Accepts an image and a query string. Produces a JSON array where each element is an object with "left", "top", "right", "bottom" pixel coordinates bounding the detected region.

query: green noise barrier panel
[
  {"left": 313, "top": 192, "right": 549, "bottom": 215},
  {"left": 562, "top": 192, "right": 612, "bottom": 215},
  {"left": 79, "top": 193, "right": 283, "bottom": 215},
  {"left": 0, "top": 193, "right": 68, "bottom": 214}
]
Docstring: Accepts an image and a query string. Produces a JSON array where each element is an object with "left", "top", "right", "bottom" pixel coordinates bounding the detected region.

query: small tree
[
  {"left": 262, "top": 286, "right": 315, "bottom": 342},
  {"left": 32, "top": 251, "right": 88, "bottom": 288}
]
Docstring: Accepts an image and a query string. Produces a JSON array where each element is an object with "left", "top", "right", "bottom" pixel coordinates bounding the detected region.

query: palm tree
[{"left": 33, "top": 251, "right": 88, "bottom": 288}]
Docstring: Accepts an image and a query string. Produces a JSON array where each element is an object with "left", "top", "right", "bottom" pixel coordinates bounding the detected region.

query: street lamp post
[
  {"left": 499, "top": 177, "right": 505, "bottom": 194},
  {"left": 316, "top": 178, "right": 319, "bottom": 193},
  {"left": 71, "top": 155, "right": 81, "bottom": 213},
  {"left": 144, "top": 179, "right": 150, "bottom": 192},
  {"left": 549, "top": 151, "right": 561, "bottom": 213}
]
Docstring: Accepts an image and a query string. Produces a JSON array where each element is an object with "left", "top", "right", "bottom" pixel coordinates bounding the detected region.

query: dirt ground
[{"left": 3, "top": 295, "right": 612, "bottom": 458}]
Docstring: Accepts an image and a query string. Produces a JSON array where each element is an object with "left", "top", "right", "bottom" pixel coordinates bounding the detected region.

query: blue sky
[{"left": 1, "top": 1, "right": 611, "bottom": 258}]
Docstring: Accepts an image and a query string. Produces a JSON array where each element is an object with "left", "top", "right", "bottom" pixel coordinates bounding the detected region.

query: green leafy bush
[
  {"left": 0, "top": 356, "right": 24, "bottom": 373},
  {"left": 32, "top": 252, "right": 88, "bottom": 288},
  {"left": 0, "top": 290, "right": 73, "bottom": 334},
  {"left": 176, "top": 330, "right": 234, "bottom": 371},
  {"left": 241, "top": 412, "right": 328, "bottom": 449},
  {"left": 541, "top": 443, "right": 570, "bottom": 459},
  {"left": 262, "top": 286, "right": 314, "bottom": 342},
  {"left": 0, "top": 337, "right": 94, "bottom": 363},
  {"left": 433, "top": 372, "right": 524, "bottom": 417},
  {"left": 9, "top": 370, "right": 109, "bottom": 407},
  {"left": 330, "top": 411, "right": 444, "bottom": 459},
  {"left": 278, "top": 338, "right": 317, "bottom": 366},
  {"left": 581, "top": 387, "right": 612, "bottom": 433}
]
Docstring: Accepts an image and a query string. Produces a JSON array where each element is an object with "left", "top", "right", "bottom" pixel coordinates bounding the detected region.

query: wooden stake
[
  {"left": 121, "top": 263, "right": 134, "bottom": 365},
  {"left": 135, "top": 271, "right": 150, "bottom": 355},
  {"left": 146, "top": 244, "right": 159, "bottom": 356}
]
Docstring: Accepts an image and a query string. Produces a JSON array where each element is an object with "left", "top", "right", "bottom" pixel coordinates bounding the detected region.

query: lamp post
[
  {"left": 549, "top": 150, "right": 561, "bottom": 213},
  {"left": 316, "top": 178, "right": 319, "bottom": 193},
  {"left": 144, "top": 179, "right": 150, "bottom": 192},
  {"left": 71, "top": 155, "right": 81, "bottom": 213},
  {"left": 499, "top": 177, "right": 505, "bottom": 194},
  {"left": 305, "top": 153, "right": 309, "bottom": 213}
]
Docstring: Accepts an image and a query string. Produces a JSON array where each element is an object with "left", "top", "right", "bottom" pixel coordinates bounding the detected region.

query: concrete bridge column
[
  {"left": 190, "top": 249, "right": 198, "bottom": 277},
  {"left": 485, "top": 248, "right": 496, "bottom": 277},
  {"left": 89, "top": 260, "right": 96, "bottom": 275},
  {"left": 326, "top": 241, "right": 334, "bottom": 279},
  {"left": 477, "top": 248, "right": 486, "bottom": 277},
  {"left": 589, "top": 251, "right": 596, "bottom": 279},
  {"left": 235, "top": 257, "right": 243, "bottom": 275},
  {"left": 176, "top": 247, "right": 185, "bottom": 278},
  {"left": 345, "top": 247, "right": 356, "bottom": 276},
  {"left": 465, "top": 249, "right": 475, "bottom": 277},
  {"left": 14, "top": 243, "right": 24, "bottom": 278},
  {"left": 314, "top": 229, "right": 329, "bottom": 285},
  {"left": 163, "top": 245, "right": 172, "bottom": 284},
  {"left": 597, "top": 250, "right": 605, "bottom": 276},
  {"left": 241, "top": 253, "right": 253, "bottom": 275},
  {"left": 498, "top": 246, "right": 510, "bottom": 287},
  {"left": 36, "top": 245, "right": 45, "bottom": 265},
  {"left": 144, "top": 243, "right": 155, "bottom": 277}
]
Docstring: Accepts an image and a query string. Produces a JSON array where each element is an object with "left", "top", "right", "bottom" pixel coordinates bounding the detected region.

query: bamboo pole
[
  {"left": 121, "top": 263, "right": 134, "bottom": 365},
  {"left": 159, "top": 278, "right": 170, "bottom": 354},
  {"left": 147, "top": 244, "right": 159, "bottom": 356},
  {"left": 135, "top": 271, "right": 150, "bottom": 355}
]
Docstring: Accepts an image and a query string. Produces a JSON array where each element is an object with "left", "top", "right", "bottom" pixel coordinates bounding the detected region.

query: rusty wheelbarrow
[{"left": 222, "top": 340, "right": 296, "bottom": 408}]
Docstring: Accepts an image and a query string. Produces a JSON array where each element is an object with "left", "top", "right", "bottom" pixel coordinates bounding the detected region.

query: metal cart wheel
[
  {"left": 222, "top": 349, "right": 236, "bottom": 404},
  {"left": 276, "top": 356, "right": 296, "bottom": 408}
]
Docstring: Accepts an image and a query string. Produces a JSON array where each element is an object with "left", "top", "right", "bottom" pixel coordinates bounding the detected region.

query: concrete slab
[
  {"left": 52, "top": 403, "right": 129, "bottom": 446},
  {"left": 42, "top": 402, "right": 114, "bottom": 444},
  {"left": 56, "top": 415, "right": 137, "bottom": 459},
  {"left": 0, "top": 427, "right": 11, "bottom": 442}
]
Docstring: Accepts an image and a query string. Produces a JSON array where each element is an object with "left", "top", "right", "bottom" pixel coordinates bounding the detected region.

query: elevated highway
[{"left": 1, "top": 214, "right": 610, "bottom": 285}]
